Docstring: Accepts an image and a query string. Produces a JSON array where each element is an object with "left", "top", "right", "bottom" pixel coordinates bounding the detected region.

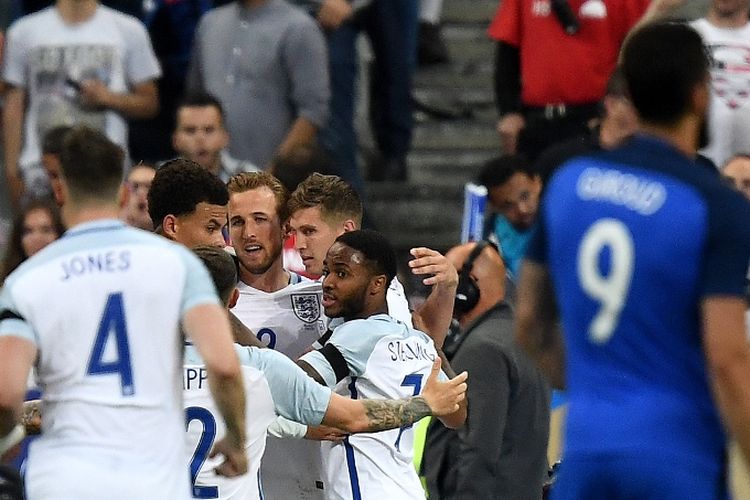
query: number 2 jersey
[
  {"left": 300, "top": 314, "right": 444, "bottom": 500},
  {"left": 526, "top": 135, "right": 750, "bottom": 470},
  {"left": 183, "top": 343, "right": 331, "bottom": 500},
  {"left": 0, "top": 220, "right": 220, "bottom": 499}
]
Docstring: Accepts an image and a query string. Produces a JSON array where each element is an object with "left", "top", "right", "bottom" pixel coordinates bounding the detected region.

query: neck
[
  {"left": 639, "top": 118, "right": 700, "bottom": 158},
  {"left": 707, "top": 7, "right": 749, "bottom": 29},
  {"left": 239, "top": 259, "right": 289, "bottom": 293},
  {"left": 346, "top": 302, "right": 388, "bottom": 322},
  {"left": 242, "top": 0, "right": 266, "bottom": 8},
  {"left": 57, "top": 0, "right": 98, "bottom": 23},
  {"left": 63, "top": 201, "right": 120, "bottom": 228}
]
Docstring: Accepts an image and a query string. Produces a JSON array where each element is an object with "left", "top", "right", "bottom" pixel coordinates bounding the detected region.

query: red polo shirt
[{"left": 488, "top": 0, "right": 649, "bottom": 106}]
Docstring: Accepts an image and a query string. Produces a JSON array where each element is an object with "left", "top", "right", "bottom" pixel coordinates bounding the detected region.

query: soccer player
[
  {"left": 516, "top": 23, "right": 750, "bottom": 498},
  {"left": 288, "top": 173, "right": 458, "bottom": 345},
  {"left": 298, "top": 229, "right": 467, "bottom": 499},
  {"left": 185, "top": 245, "right": 467, "bottom": 500},
  {"left": 0, "top": 126, "right": 247, "bottom": 499}
]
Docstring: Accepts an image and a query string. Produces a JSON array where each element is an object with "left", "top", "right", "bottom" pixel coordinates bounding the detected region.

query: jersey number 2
[
  {"left": 86, "top": 292, "right": 134, "bottom": 396},
  {"left": 186, "top": 406, "right": 219, "bottom": 499},
  {"left": 576, "top": 219, "right": 635, "bottom": 344},
  {"left": 394, "top": 373, "right": 424, "bottom": 451}
]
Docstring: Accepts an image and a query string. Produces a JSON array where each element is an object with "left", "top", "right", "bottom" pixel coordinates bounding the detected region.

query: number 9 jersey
[{"left": 525, "top": 136, "right": 750, "bottom": 472}]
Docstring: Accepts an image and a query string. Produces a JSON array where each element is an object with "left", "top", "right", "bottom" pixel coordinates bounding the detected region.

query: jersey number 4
[
  {"left": 576, "top": 219, "right": 635, "bottom": 344},
  {"left": 86, "top": 292, "right": 134, "bottom": 396}
]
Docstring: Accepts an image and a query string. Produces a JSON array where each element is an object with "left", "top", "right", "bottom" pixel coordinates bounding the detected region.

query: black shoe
[{"left": 418, "top": 22, "right": 449, "bottom": 66}]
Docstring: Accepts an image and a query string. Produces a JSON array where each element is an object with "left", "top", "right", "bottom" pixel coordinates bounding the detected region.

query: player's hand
[
  {"left": 21, "top": 399, "right": 42, "bottom": 435},
  {"left": 409, "top": 247, "right": 458, "bottom": 289},
  {"left": 305, "top": 424, "right": 348, "bottom": 443},
  {"left": 209, "top": 436, "right": 248, "bottom": 477},
  {"left": 421, "top": 357, "right": 467, "bottom": 417},
  {"left": 317, "top": 0, "right": 353, "bottom": 30},
  {"left": 497, "top": 113, "right": 525, "bottom": 154},
  {"left": 79, "top": 79, "right": 112, "bottom": 109}
]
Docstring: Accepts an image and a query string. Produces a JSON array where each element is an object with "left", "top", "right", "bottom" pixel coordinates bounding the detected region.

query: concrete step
[
  {"left": 411, "top": 120, "right": 499, "bottom": 150},
  {"left": 414, "top": 59, "right": 493, "bottom": 90},
  {"left": 365, "top": 182, "right": 464, "bottom": 249},
  {"left": 442, "top": 0, "right": 497, "bottom": 24},
  {"left": 408, "top": 149, "right": 497, "bottom": 186}
]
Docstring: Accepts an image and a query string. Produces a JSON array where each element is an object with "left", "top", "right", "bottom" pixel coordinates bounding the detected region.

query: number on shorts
[
  {"left": 86, "top": 292, "right": 134, "bottom": 396},
  {"left": 186, "top": 406, "right": 219, "bottom": 499},
  {"left": 394, "top": 373, "right": 424, "bottom": 451},
  {"left": 576, "top": 219, "right": 635, "bottom": 344}
]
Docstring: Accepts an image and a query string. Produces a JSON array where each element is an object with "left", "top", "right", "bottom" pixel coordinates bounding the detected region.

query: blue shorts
[{"left": 551, "top": 452, "right": 728, "bottom": 500}]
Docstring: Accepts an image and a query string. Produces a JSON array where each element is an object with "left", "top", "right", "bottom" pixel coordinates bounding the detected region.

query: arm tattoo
[{"left": 362, "top": 396, "right": 432, "bottom": 432}]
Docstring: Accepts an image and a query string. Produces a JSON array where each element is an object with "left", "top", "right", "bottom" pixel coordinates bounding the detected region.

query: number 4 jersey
[
  {"left": 0, "top": 220, "right": 220, "bottom": 499},
  {"left": 300, "top": 314, "right": 445, "bottom": 500},
  {"left": 526, "top": 135, "right": 750, "bottom": 467}
]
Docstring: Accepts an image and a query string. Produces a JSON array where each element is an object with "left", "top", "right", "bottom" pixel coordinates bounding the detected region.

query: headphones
[{"left": 453, "top": 240, "right": 497, "bottom": 316}]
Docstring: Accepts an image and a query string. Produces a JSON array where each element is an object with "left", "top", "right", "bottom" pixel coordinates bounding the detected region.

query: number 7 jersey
[{"left": 526, "top": 135, "right": 750, "bottom": 465}]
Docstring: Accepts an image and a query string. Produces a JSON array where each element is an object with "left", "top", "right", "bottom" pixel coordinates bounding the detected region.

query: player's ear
[
  {"left": 228, "top": 287, "right": 239, "bottom": 309},
  {"left": 117, "top": 181, "right": 129, "bottom": 209},
  {"left": 369, "top": 274, "right": 387, "bottom": 295},
  {"left": 162, "top": 214, "right": 178, "bottom": 239},
  {"left": 342, "top": 219, "right": 356, "bottom": 233}
]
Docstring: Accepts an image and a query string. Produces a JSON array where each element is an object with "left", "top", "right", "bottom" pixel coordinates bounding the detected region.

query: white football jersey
[
  {"left": 0, "top": 220, "right": 219, "bottom": 500},
  {"left": 183, "top": 344, "right": 330, "bottom": 500},
  {"left": 301, "top": 314, "right": 442, "bottom": 500},
  {"left": 232, "top": 274, "right": 327, "bottom": 359},
  {"left": 231, "top": 274, "right": 329, "bottom": 499}
]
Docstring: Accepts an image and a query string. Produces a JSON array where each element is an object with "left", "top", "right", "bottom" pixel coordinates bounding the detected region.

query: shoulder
[
  {"left": 7, "top": 7, "right": 54, "bottom": 36},
  {"left": 197, "top": 3, "right": 235, "bottom": 27},
  {"left": 97, "top": 5, "right": 149, "bottom": 34}
]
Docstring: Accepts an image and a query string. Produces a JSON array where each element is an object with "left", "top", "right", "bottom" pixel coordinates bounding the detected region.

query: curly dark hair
[{"left": 147, "top": 158, "right": 229, "bottom": 229}]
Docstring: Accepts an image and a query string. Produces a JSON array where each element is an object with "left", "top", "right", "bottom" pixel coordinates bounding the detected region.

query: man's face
[
  {"left": 173, "top": 202, "right": 228, "bottom": 248},
  {"left": 724, "top": 157, "right": 750, "bottom": 200},
  {"left": 488, "top": 172, "right": 542, "bottom": 230},
  {"left": 229, "top": 187, "right": 284, "bottom": 276},
  {"left": 121, "top": 166, "right": 155, "bottom": 230},
  {"left": 289, "top": 206, "right": 343, "bottom": 276},
  {"left": 172, "top": 106, "right": 229, "bottom": 172},
  {"left": 712, "top": 0, "right": 750, "bottom": 18},
  {"left": 321, "top": 242, "right": 372, "bottom": 320}
]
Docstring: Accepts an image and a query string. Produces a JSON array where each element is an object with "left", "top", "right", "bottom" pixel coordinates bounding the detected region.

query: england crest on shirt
[{"left": 291, "top": 293, "right": 321, "bottom": 324}]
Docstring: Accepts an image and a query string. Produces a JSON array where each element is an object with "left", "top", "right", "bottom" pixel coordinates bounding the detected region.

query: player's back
[
  {"left": 184, "top": 344, "right": 277, "bottom": 500},
  {"left": 537, "top": 136, "right": 744, "bottom": 468},
  {"left": 322, "top": 314, "right": 438, "bottom": 500},
  {"left": 3, "top": 220, "right": 207, "bottom": 499}
]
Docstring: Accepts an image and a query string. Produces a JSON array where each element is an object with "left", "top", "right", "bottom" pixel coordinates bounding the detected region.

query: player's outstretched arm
[
  {"left": 409, "top": 247, "right": 459, "bottom": 348},
  {"left": 515, "top": 260, "right": 565, "bottom": 389},
  {"left": 322, "top": 358, "right": 468, "bottom": 433},
  {"left": 184, "top": 304, "right": 248, "bottom": 477},
  {"left": 702, "top": 296, "right": 750, "bottom": 463},
  {"left": 0, "top": 336, "right": 36, "bottom": 439}
]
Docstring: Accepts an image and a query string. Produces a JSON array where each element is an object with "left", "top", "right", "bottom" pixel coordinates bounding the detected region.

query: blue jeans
[{"left": 321, "top": 0, "right": 418, "bottom": 191}]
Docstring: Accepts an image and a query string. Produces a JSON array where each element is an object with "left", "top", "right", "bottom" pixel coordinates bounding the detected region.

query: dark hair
[
  {"left": 60, "top": 126, "right": 125, "bottom": 200},
  {"left": 42, "top": 126, "right": 73, "bottom": 156},
  {"left": 176, "top": 93, "right": 226, "bottom": 126},
  {"left": 1, "top": 198, "right": 65, "bottom": 282},
  {"left": 148, "top": 158, "right": 229, "bottom": 227},
  {"left": 288, "top": 173, "right": 362, "bottom": 225},
  {"left": 335, "top": 229, "right": 397, "bottom": 284},
  {"left": 477, "top": 154, "right": 534, "bottom": 189},
  {"left": 272, "top": 143, "right": 333, "bottom": 193},
  {"left": 622, "top": 22, "right": 710, "bottom": 126},
  {"left": 227, "top": 171, "right": 290, "bottom": 224},
  {"left": 192, "top": 246, "right": 238, "bottom": 305}
]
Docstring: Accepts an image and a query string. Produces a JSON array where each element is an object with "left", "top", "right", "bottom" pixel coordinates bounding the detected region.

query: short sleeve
[
  {"left": 122, "top": 17, "right": 161, "bottom": 84},
  {"left": 701, "top": 191, "right": 750, "bottom": 297},
  {"left": 176, "top": 246, "right": 221, "bottom": 315},
  {"left": 0, "top": 284, "right": 37, "bottom": 345},
  {"left": 2, "top": 20, "right": 29, "bottom": 87},
  {"left": 253, "top": 348, "right": 331, "bottom": 426},
  {"left": 487, "top": 0, "right": 521, "bottom": 46}
]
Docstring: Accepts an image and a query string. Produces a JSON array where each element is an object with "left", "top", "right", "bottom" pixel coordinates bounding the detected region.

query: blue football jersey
[{"left": 526, "top": 135, "right": 750, "bottom": 470}]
